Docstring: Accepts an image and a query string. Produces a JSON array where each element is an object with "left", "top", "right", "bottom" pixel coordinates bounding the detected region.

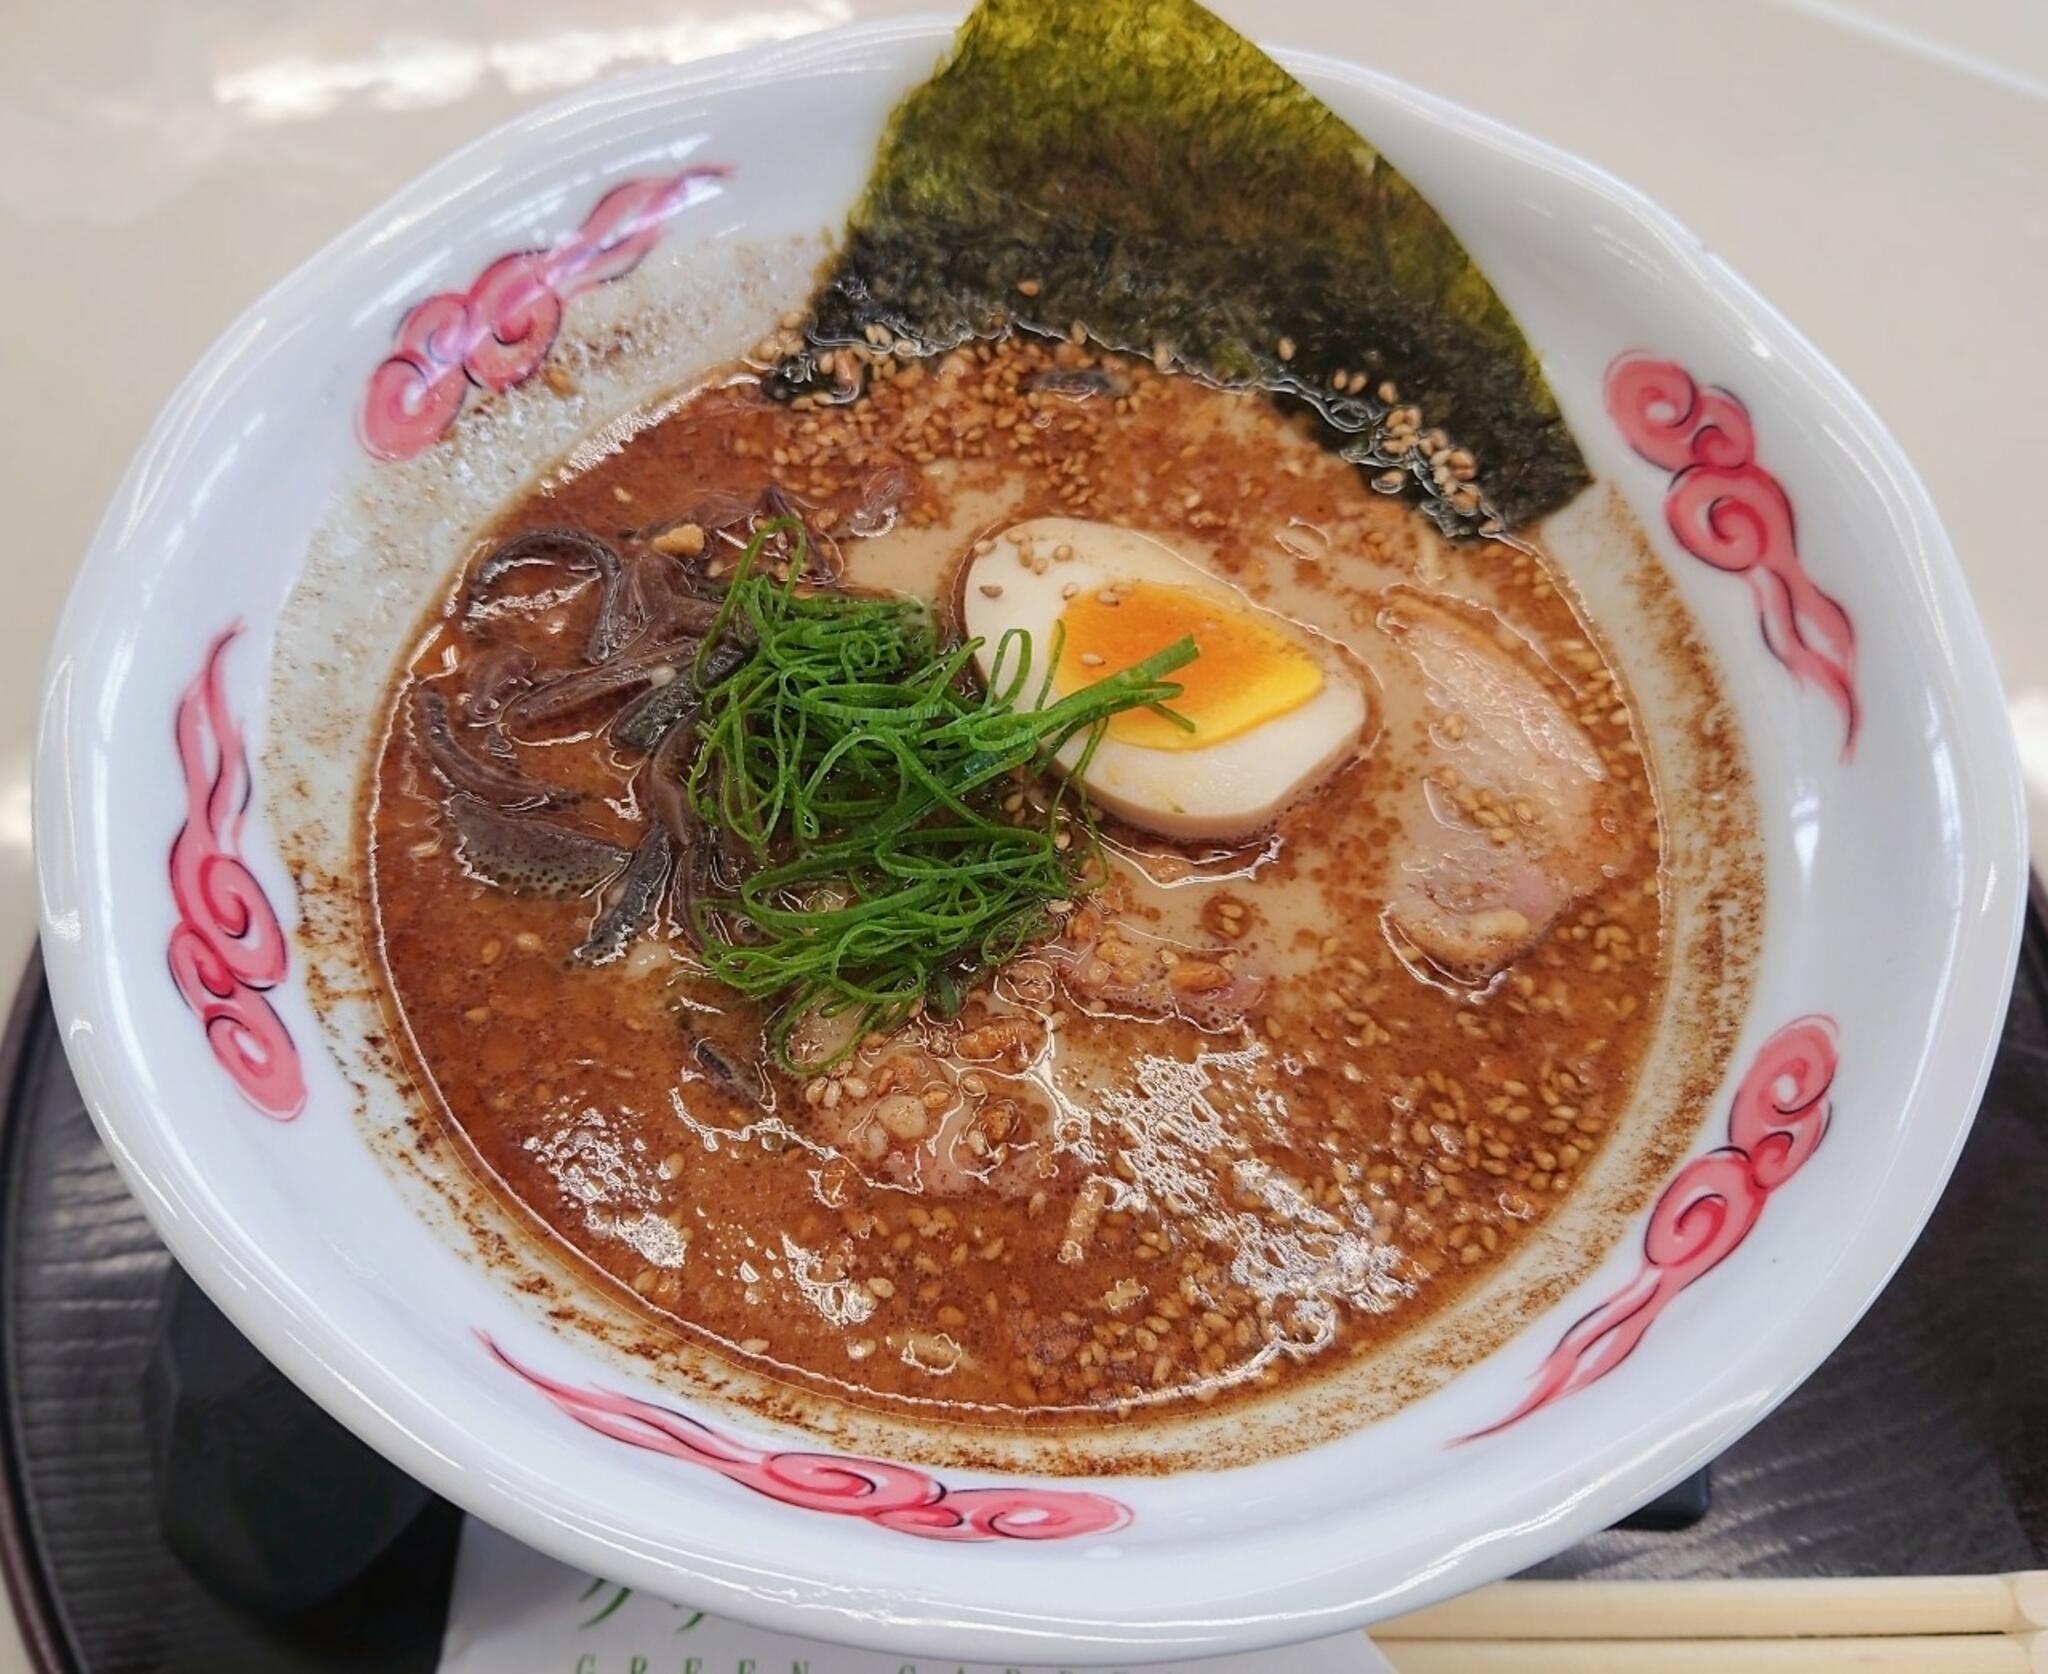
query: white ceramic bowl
[{"left": 33, "top": 18, "right": 2025, "bottom": 1663}]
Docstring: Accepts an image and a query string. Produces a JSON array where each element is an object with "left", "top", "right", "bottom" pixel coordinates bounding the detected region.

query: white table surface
[{"left": 2, "top": 1, "right": 2043, "bottom": 1666}]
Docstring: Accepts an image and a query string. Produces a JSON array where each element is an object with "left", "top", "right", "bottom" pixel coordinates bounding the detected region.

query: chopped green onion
[{"left": 686, "top": 522, "right": 1196, "bottom": 1072}]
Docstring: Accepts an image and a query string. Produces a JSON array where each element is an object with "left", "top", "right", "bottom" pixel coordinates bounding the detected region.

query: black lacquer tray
[{"left": 2, "top": 899, "right": 2044, "bottom": 1671}]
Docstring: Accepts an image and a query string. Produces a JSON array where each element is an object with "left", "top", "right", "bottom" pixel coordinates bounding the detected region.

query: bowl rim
[{"left": 33, "top": 13, "right": 2028, "bottom": 1660}]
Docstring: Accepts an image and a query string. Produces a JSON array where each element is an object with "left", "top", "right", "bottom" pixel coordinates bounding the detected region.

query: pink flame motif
[
  {"left": 482, "top": 1334, "right": 1132, "bottom": 1542},
  {"left": 1605, "top": 352, "right": 1858, "bottom": 757},
  {"left": 360, "top": 166, "right": 729, "bottom": 461},
  {"left": 167, "top": 626, "right": 306, "bottom": 1120},
  {"left": 1462, "top": 1015, "right": 1838, "bottom": 1441}
]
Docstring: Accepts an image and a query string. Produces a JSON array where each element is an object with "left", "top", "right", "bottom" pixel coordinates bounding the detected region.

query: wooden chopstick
[
  {"left": 1374, "top": 1572, "right": 2048, "bottom": 1642},
  {"left": 1379, "top": 1634, "right": 2041, "bottom": 1673}
]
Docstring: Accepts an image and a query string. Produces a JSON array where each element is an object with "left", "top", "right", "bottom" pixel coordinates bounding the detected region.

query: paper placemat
[{"left": 437, "top": 1518, "right": 1396, "bottom": 1674}]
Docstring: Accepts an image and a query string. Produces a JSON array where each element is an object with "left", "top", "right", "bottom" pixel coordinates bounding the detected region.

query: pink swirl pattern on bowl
[
  {"left": 483, "top": 1334, "right": 1132, "bottom": 1541},
  {"left": 168, "top": 625, "right": 305, "bottom": 1119},
  {"left": 360, "top": 166, "right": 729, "bottom": 461},
  {"left": 1463, "top": 1015, "right": 1839, "bottom": 1440},
  {"left": 1606, "top": 352, "right": 1858, "bottom": 756}
]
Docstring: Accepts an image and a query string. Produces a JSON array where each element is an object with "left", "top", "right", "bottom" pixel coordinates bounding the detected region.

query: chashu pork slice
[{"left": 1378, "top": 593, "right": 1634, "bottom": 983}]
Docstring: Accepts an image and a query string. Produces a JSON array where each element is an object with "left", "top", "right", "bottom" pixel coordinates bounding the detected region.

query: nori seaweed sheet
[{"left": 775, "top": 0, "right": 1589, "bottom": 531}]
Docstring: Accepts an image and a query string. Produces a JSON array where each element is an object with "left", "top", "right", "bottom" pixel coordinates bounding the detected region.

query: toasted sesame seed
[{"left": 652, "top": 522, "right": 706, "bottom": 558}]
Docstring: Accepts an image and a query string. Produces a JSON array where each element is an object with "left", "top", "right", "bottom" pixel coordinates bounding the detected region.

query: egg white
[{"left": 961, "top": 518, "right": 1367, "bottom": 841}]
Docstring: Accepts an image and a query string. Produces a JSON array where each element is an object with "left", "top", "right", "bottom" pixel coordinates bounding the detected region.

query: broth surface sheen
[{"left": 367, "top": 336, "right": 1666, "bottom": 1429}]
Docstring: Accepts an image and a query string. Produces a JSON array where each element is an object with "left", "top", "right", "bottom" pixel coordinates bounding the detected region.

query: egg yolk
[{"left": 1054, "top": 581, "right": 1324, "bottom": 750}]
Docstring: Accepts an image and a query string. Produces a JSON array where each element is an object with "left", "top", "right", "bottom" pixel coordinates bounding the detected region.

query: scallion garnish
[{"left": 686, "top": 522, "right": 1196, "bottom": 1072}]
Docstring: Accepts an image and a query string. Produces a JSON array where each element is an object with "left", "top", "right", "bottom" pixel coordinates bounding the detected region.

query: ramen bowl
[{"left": 32, "top": 17, "right": 2024, "bottom": 1662}]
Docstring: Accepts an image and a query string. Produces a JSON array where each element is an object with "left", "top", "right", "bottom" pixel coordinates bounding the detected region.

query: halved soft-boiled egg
[{"left": 961, "top": 518, "right": 1368, "bottom": 841}]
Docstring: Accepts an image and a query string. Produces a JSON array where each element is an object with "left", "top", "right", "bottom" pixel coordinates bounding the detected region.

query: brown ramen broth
[{"left": 367, "top": 335, "right": 1664, "bottom": 1427}]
